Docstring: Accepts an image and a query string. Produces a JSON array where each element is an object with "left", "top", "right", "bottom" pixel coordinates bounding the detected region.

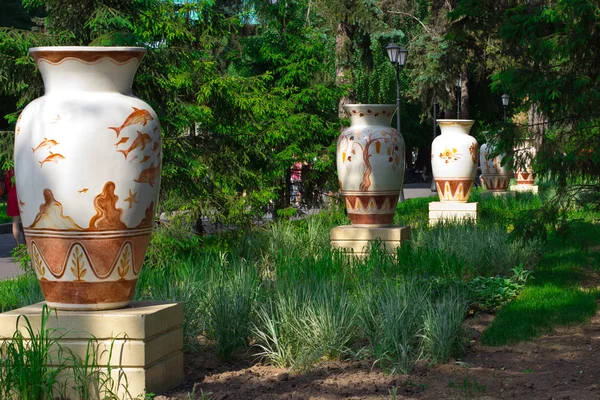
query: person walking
[{"left": 3, "top": 169, "right": 22, "bottom": 247}]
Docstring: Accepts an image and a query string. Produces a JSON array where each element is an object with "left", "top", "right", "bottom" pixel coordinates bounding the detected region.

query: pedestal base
[
  {"left": 429, "top": 202, "right": 479, "bottom": 225},
  {"left": 481, "top": 191, "right": 516, "bottom": 198},
  {"left": 510, "top": 184, "right": 539, "bottom": 194},
  {"left": 0, "top": 301, "right": 184, "bottom": 398},
  {"left": 330, "top": 225, "right": 411, "bottom": 257}
]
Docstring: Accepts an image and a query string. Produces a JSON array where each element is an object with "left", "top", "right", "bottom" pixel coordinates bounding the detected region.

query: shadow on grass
[{"left": 481, "top": 221, "right": 600, "bottom": 346}]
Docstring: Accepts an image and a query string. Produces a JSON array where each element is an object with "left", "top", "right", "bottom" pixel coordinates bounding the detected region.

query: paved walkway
[
  {"left": 0, "top": 233, "right": 22, "bottom": 280},
  {"left": 0, "top": 183, "right": 437, "bottom": 281}
]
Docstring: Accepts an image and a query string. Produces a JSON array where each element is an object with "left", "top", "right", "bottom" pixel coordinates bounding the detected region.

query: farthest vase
[
  {"left": 480, "top": 142, "right": 512, "bottom": 191},
  {"left": 336, "top": 104, "right": 405, "bottom": 227},
  {"left": 514, "top": 138, "right": 536, "bottom": 185},
  {"left": 15, "top": 47, "right": 161, "bottom": 310},
  {"left": 431, "top": 120, "right": 478, "bottom": 202}
]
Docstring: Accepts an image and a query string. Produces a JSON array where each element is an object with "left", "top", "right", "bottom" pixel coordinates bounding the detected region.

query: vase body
[
  {"left": 431, "top": 120, "right": 478, "bottom": 202},
  {"left": 514, "top": 139, "right": 536, "bottom": 185},
  {"left": 336, "top": 104, "right": 405, "bottom": 227},
  {"left": 479, "top": 143, "right": 512, "bottom": 192},
  {"left": 15, "top": 47, "right": 162, "bottom": 310}
]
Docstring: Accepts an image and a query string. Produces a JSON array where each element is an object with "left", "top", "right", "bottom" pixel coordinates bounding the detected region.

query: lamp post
[
  {"left": 431, "top": 95, "right": 438, "bottom": 192},
  {"left": 456, "top": 77, "right": 462, "bottom": 119},
  {"left": 501, "top": 93, "right": 510, "bottom": 122},
  {"left": 386, "top": 43, "right": 407, "bottom": 201}
]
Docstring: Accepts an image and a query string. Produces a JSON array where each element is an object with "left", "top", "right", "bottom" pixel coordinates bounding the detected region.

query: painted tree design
[
  {"left": 70, "top": 246, "right": 87, "bottom": 282},
  {"left": 117, "top": 246, "right": 132, "bottom": 280}
]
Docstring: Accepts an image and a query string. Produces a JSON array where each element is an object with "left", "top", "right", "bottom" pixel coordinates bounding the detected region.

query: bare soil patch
[{"left": 161, "top": 309, "right": 600, "bottom": 399}]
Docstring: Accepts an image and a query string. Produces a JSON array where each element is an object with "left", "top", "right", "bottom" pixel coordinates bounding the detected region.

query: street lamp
[
  {"left": 456, "top": 77, "right": 462, "bottom": 119},
  {"left": 501, "top": 93, "right": 510, "bottom": 122},
  {"left": 386, "top": 43, "right": 407, "bottom": 201}
]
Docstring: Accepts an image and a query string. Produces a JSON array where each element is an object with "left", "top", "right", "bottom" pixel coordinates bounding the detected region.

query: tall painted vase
[
  {"left": 480, "top": 142, "right": 512, "bottom": 191},
  {"left": 431, "top": 120, "right": 478, "bottom": 202},
  {"left": 514, "top": 138, "right": 536, "bottom": 185},
  {"left": 336, "top": 104, "right": 405, "bottom": 227},
  {"left": 15, "top": 47, "right": 161, "bottom": 310}
]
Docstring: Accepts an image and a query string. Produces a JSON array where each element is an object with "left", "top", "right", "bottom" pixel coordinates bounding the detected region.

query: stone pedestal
[
  {"left": 481, "top": 191, "right": 516, "bottom": 198},
  {"left": 0, "top": 301, "right": 183, "bottom": 398},
  {"left": 429, "top": 202, "right": 478, "bottom": 225},
  {"left": 330, "top": 225, "right": 411, "bottom": 257},
  {"left": 510, "top": 184, "right": 539, "bottom": 194}
]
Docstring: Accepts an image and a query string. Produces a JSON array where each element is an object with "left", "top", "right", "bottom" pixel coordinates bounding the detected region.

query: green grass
[
  {"left": 0, "top": 202, "right": 10, "bottom": 223},
  {"left": 481, "top": 221, "right": 600, "bottom": 345}
]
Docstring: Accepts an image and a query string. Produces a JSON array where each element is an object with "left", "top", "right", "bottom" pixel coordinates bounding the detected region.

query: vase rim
[
  {"left": 343, "top": 104, "right": 396, "bottom": 108},
  {"left": 30, "top": 46, "right": 146, "bottom": 53},
  {"left": 30, "top": 46, "right": 147, "bottom": 67},
  {"left": 437, "top": 119, "right": 475, "bottom": 122}
]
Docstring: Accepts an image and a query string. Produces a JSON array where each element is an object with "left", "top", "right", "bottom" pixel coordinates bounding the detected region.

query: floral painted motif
[
  {"left": 439, "top": 148, "right": 461, "bottom": 163},
  {"left": 117, "top": 246, "right": 132, "bottom": 280},
  {"left": 32, "top": 245, "right": 46, "bottom": 280},
  {"left": 70, "top": 246, "right": 87, "bottom": 282},
  {"left": 350, "top": 108, "right": 392, "bottom": 118},
  {"left": 469, "top": 142, "right": 478, "bottom": 164}
]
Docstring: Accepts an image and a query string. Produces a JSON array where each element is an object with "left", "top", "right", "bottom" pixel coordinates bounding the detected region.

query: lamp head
[
  {"left": 386, "top": 43, "right": 407, "bottom": 66},
  {"left": 501, "top": 93, "right": 510, "bottom": 106}
]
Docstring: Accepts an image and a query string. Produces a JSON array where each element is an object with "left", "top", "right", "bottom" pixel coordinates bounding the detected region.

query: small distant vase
[
  {"left": 431, "top": 120, "right": 478, "bottom": 202},
  {"left": 480, "top": 142, "right": 512, "bottom": 192},
  {"left": 336, "top": 104, "right": 405, "bottom": 227},
  {"left": 15, "top": 47, "right": 161, "bottom": 311},
  {"left": 514, "top": 138, "right": 536, "bottom": 185}
]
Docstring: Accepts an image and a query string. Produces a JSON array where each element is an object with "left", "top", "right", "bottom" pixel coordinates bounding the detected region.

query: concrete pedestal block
[
  {"left": 481, "top": 191, "right": 516, "bottom": 198},
  {"left": 0, "top": 301, "right": 183, "bottom": 398},
  {"left": 429, "top": 202, "right": 478, "bottom": 225},
  {"left": 510, "top": 184, "right": 539, "bottom": 194},
  {"left": 330, "top": 225, "right": 411, "bottom": 257}
]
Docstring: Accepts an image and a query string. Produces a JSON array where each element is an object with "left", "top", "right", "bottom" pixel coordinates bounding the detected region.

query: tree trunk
[
  {"left": 336, "top": 19, "right": 355, "bottom": 117},
  {"left": 528, "top": 103, "right": 546, "bottom": 149},
  {"left": 459, "top": 65, "right": 469, "bottom": 119}
]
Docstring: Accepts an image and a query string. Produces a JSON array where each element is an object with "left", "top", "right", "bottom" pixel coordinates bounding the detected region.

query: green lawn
[{"left": 0, "top": 202, "right": 10, "bottom": 223}]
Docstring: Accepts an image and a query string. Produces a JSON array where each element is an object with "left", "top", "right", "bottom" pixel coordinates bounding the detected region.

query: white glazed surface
[
  {"left": 431, "top": 120, "right": 478, "bottom": 180},
  {"left": 336, "top": 105, "right": 405, "bottom": 192},
  {"left": 480, "top": 143, "right": 512, "bottom": 176}
]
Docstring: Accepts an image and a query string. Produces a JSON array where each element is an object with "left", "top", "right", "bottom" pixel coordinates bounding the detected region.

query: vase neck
[
  {"left": 344, "top": 104, "right": 396, "bottom": 127},
  {"left": 31, "top": 48, "right": 145, "bottom": 94}
]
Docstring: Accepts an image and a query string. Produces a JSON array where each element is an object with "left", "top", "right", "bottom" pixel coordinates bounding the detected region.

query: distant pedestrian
[{"left": 3, "top": 169, "right": 22, "bottom": 247}]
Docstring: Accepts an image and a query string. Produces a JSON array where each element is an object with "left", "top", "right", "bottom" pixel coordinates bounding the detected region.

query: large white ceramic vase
[
  {"left": 431, "top": 120, "right": 478, "bottom": 202},
  {"left": 336, "top": 104, "right": 405, "bottom": 227},
  {"left": 480, "top": 142, "right": 512, "bottom": 192},
  {"left": 514, "top": 138, "right": 536, "bottom": 185},
  {"left": 15, "top": 47, "right": 161, "bottom": 310}
]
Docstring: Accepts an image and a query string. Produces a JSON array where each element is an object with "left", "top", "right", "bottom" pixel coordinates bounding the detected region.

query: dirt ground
[{"left": 160, "top": 309, "right": 600, "bottom": 400}]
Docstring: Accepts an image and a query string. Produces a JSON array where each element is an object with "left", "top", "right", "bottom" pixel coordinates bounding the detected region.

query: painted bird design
[
  {"left": 114, "top": 137, "right": 129, "bottom": 148},
  {"left": 134, "top": 162, "right": 160, "bottom": 187},
  {"left": 117, "top": 131, "right": 153, "bottom": 159},
  {"left": 39, "top": 152, "right": 65, "bottom": 167},
  {"left": 32, "top": 138, "right": 59, "bottom": 153},
  {"left": 108, "top": 107, "right": 154, "bottom": 138}
]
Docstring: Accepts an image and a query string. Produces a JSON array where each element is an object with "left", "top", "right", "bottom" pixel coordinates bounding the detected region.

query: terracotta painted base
[
  {"left": 25, "top": 228, "right": 151, "bottom": 310},
  {"left": 482, "top": 174, "right": 511, "bottom": 192},
  {"left": 434, "top": 179, "right": 474, "bottom": 202},
  {"left": 343, "top": 191, "right": 399, "bottom": 227},
  {"left": 515, "top": 171, "right": 535, "bottom": 185}
]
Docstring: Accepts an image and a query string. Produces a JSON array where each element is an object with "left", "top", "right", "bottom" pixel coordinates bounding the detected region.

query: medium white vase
[
  {"left": 15, "top": 47, "right": 161, "bottom": 310},
  {"left": 336, "top": 104, "right": 405, "bottom": 227},
  {"left": 514, "top": 138, "right": 536, "bottom": 185},
  {"left": 480, "top": 142, "right": 512, "bottom": 192},
  {"left": 431, "top": 120, "right": 478, "bottom": 202}
]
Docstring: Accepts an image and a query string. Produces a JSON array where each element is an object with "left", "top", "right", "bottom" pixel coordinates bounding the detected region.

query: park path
[
  {"left": 0, "top": 231, "right": 21, "bottom": 280},
  {"left": 0, "top": 183, "right": 436, "bottom": 281}
]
